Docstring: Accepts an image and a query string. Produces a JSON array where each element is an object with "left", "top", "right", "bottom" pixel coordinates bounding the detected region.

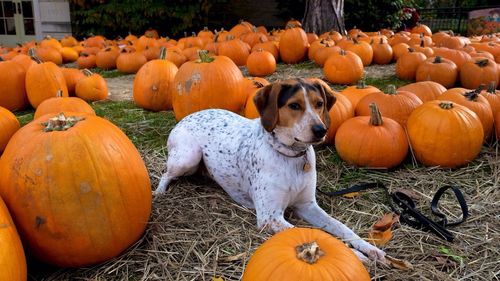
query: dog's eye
[
  {"left": 316, "top": 101, "right": 324, "bottom": 108},
  {"left": 288, "top": 103, "right": 301, "bottom": 110}
]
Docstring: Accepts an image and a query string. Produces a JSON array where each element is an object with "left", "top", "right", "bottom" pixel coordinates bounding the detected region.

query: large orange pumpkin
[
  {"left": 172, "top": 50, "right": 245, "bottom": 121},
  {"left": 398, "top": 81, "right": 446, "bottom": 102},
  {"left": 0, "top": 106, "right": 20, "bottom": 152},
  {"left": 0, "top": 112, "right": 152, "bottom": 267},
  {"left": 26, "top": 50, "right": 69, "bottom": 108},
  {"left": 407, "top": 101, "right": 483, "bottom": 168},
  {"left": 34, "top": 91, "right": 95, "bottom": 119},
  {"left": 279, "top": 25, "right": 309, "bottom": 63},
  {"left": 242, "top": 227, "right": 370, "bottom": 281},
  {"left": 438, "top": 87, "right": 494, "bottom": 140},
  {"left": 0, "top": 60, "right": 29, "bottom": 111},
  {"left": 0, "top": 196, "right": 26, "bottom": 281},
  {"left": 133, "top": 47, "right": 178, "bottom": 111},
  {"left": 355, "top": 85, "right": 423, "bottom": 127},
  {"left": 336, "top": 103, "right": 408, "bottom": 168},
  {"left": 459, "top": 58, "right": 498, "bottom": 90},
  {"left": 324, "top": 50, "right": 364, "bottom": 85}
]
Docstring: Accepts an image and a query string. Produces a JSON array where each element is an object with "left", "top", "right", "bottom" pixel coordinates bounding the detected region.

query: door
[{"left": 0, "top": 0, "right": 36, "bottom": 47}]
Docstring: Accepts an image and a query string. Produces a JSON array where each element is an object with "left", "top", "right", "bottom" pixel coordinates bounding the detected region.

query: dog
[{"left": 154, "top": 78, "right": 386, "bottom": 262}]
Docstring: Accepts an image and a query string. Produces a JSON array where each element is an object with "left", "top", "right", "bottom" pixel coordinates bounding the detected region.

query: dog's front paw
[{"left": 352, "top": 240, "right": 386, "bottom": 262}]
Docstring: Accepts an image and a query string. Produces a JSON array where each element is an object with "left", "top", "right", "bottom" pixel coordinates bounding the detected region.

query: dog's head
[{"left": 253, "top": 78, "right": 336, "bottom": 146}]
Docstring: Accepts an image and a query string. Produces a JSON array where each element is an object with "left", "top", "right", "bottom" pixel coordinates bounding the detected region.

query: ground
[{"left": 15, "top": 62, "right": 499, "bottom": 281}]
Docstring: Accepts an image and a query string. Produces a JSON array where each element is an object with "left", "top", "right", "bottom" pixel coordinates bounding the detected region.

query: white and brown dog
[{"left": 155, "top": 78, "right": 386, "bottom": 262}]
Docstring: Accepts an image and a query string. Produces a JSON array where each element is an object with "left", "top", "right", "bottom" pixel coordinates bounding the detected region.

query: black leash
[{"left": 318, "top": 182, "right": 469, "bottom": 242}]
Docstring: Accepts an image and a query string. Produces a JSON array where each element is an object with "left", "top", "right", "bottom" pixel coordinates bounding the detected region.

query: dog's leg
[
  {"left": 154, "top": 131, "right": 203, "bottom": 195},
  {"left": 294, "top": 201, "right": 386, "bottom": 262},
  {"left": 253, "top": 196, "right": 294, "bottom": 233}
]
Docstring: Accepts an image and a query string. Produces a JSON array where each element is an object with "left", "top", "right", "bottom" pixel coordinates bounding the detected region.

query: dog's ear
[
  {"left": 310, "top": 78, "right": 336, "bottom": 128},
  {"left": 253, "top": 83, "right": 282, "bottom": 132}
]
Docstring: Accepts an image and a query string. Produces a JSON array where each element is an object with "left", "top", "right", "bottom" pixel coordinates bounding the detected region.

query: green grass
[
  {"left": 364, "top": 75, "right": 412, "bottom": 90},
  {"left": 291, "top": 60, "right": 318, "bottom": 70},
  {"left": 89, "top": 68, "right": 131, "bottom": 78}
]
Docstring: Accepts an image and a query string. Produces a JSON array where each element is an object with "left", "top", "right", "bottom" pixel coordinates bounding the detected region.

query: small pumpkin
[
  {"left": 60, "top": 47, "right": 79, "bottom": 63},
  {"left": 397, "top": 81, "right": 446, "bottom": 103},
  {"left": 116, "top": 47, "right": 147, "bottom": 74},
  {"left": 345, "top": 38, "right": 373, "bottom": 66},
  {"left": 395, "top": 48, "right": 427, "bottom": 80},
  {"left": 246, "top": 49, "right": 276, "bottom": 77},
  {"left": 76, "top": 52, "right": 97, "bottom": 69},
  {"left": 0, "top": 106, "right": 20, "bottom": 152},
  {"left": 407, "top": 101, "right": 483, "bottom": 168},
  {"left": 341, "top": 80, "right": 381, "bottom": 109},
  {"left": 0, "top": 112, "right": 152, "bottom": 267},
  {"left": 480, "top": 81, "right": 500, "bottom": 116},
  {"left": 34, "top": 90, "right": 95, "bottom": 119},
  {"left": 324, "top": 91, "right": 354, "bottom": 144},
  {"left": 415, "top": 56, "right": 458, "bottom": 88},
  {"left": 336, "top": 103, "right": 408, "bottom": 168},
  {"left": 217, "top": 35, "right": 251, "bottom": 66},
  {"left": 392, "top": 42, "right": 411, "bottom": 61},
  {"left": 61, "top": 68, "right": 86, "bottom": 96},
  {"left": 371, "top": 38, "right": 393, "bottom": 64},
  {"left": 459, "top": 58, "right": 498, "bottom": 90},
  {"left": 0, "top": 195, "right": 27, "bottom": 281},
  {"left": 96, "top": 47, "right": 120, "bottom": 70},
  {"left": 75, "top": 69, "right": 108, "bottom": 102},
  {"left": 324, "top": 50, "right": 364, "bottom": 85},
  {"left": 243, "top": 78, "right": 270, "bottom": 119},
  {"left": 279, "top": 25, "right": 309, "bottom": 64},
  {"left": 133, "top": 47, "right": 178, "bottom": 111},
  {"left": 242, "top": 227, "right": 370, "bottom": 281}
]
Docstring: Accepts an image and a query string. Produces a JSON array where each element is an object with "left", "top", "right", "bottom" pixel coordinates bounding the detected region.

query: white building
[{"left": 0, "top": 0, "right": 71, "bottom": 47}]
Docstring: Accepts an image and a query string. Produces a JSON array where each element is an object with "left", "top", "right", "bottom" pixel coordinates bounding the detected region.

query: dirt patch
[{"left": 106, "top": 74, "right": 135, "bottom": 101}]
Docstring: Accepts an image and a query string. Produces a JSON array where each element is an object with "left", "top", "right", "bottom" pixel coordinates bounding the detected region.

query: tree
[{"left": 302, "top": 0, "right": 346, "bottom": 35}]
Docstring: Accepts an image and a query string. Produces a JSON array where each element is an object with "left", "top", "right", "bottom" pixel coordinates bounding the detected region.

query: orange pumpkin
[
  {"left": 116, "top": 48, "right": 147, "bottom": 74},
  {"left": 407, "top": 101, "right": 483, "bottom": 168},
  {"left": 336, "top": 103, "right": 408, "bottom": 168},
  {"left": 34, "top": 91, "right": 95, "bottom": 119},
  {"left": 61, "top": 68, "right": 86, "bottom": 96},
  {"left": 0, "top": 106, "right": 20, "bottom": 152},
  {"left": 26, "top": 49, "right": 69, "bottom": 108},
  {"left": 346, "top": 39, "right": 373, "bottom": 66},
  {"left": 313, "top": 45, "right": 341, "bottom": 67},
  {"left": 75, "top": 69, "right": 108, "bottom": 102},
  {"left": 242, "top": 227, "right": 370, "bottom": 281},
  {"left": 356, "top": 85, "right": 423, "bottom": 127},
  {"left": 395, "top": 48, "right": 427, "bottom": 80},
  {"left": 415, "top": 56, "right": 458, "bottom": 88},
  {"left": 341, "top": 80, "right": 381, "bottom": 109},
  {"left": 308, "top": 38, "right": 334, "bottom": 60},
  {"left": 252, "top": 39, "right": 279, "bottom": 60},
  {"left": 372, "top": 38, "right": 393, "bottom": 64},
  {"left": 398, "top": 81, "right": 446, "bottom": 102},
  {"left": 279, "top": 25, "right": 309, "bottom": 63},
  {"left": 324, "top": 91, "right": 354, "bottom": 145},
  {"left": 392, "top": 42, "right": 411, "bottom": 61},
  {"left": 217, "top": 36, "right": 251, "bottom": 66},
  {"left": 76, "top": 52, "right": 97, "bottom": 69},
  {"left": 0, "top": 60, "right": 29, "bottom": 111},
  {"left": 438, "top": 87, "right": 494, "bottom": 140},
  {"left": 324, "top": 50, "right": 364, "bottom": 85},
  {"left": 0, "top": 195, "right": 27, "bottom": 281},
  {"left": 411, "top": 23, "right": 432, "bottom": 37},
  {"left": 11, "top": 53, "right": 35, "bottom": 71},
  {"left": 133, "top": 47, "right": 178, "bottom": 111},
  {"left": 60, "top": 47, "right": 79, "bottom": 63},
  {"left": 0, "top": 112, "right": 152, "bottom": 267},
  {"left": 35, "top": 46, "right": 63, "bottom": 65},
  {"left": 96, "top": 47, "right": 120, "bottom": 70},
  {"left": 172, "top": 51, "right": 245, "bottom": 121},
  {"left": 246, "top": 49, "right": 276, "bottom": 77},
  {"left": 480, "top": 81, "right": 500, "bottom": 116},
  {"left": 432, "top": 47, "right": 471, "bottom": 70},
  {"left": 243, "top": 78, "right": 270, "bottom": 119},
  {"left": 459, "top": 58, "right": 498, "bottom": 90}
]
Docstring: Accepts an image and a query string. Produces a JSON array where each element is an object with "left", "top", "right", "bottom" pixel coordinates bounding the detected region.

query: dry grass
[{"left": 29, "top": 63, "right": 500, "bottom": 281}]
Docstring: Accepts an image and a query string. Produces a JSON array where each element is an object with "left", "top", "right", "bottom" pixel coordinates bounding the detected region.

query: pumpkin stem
[
  {"left": 356, "top": 79, "right": 367, "bottom": 89},
  {"left": 159, "top": 46, "right": 167, "bottom": 60},
  {"left": 463, "top": 85, "right": 484, "bottom": 101},
  {"left": 296, "top": 241, "right": 324, "bottom": 264},
  {"left": 475, "top": 59, "right": 489, "bottom": 68},
  {"left": 197, "top": 50, "right": 215, "bottom": 63},
  {"left": 408, "top": 47, "right": 415, "bottom": 53},
  {"left": 379, "top": 38, "right": 384, "bottom": 44},
  {"left": 487, "top": 81, "right": 497, "bottom": 94},
  {"left": 386, "top": 85, "right": 397, "bottom": 95},
  {"left": 433, "top": 56, "right": 442, "bottom": 64},
  {"left": 339, "top": 49, "right": 346, "bottom": 56},
  {"left": 42, "top": 113, "right": 85, "bottom": 132},
  {"left": 82, "top": 69, "right": 93, "bottom": 77},
  {"left": 369, "top": 103, "right": 383, "bottom": 126},
  {"left": 439, "top": 101, "right": 454, "bottom": 109},
  {"left": 420, "top": 39, "right": 425, "bottom": 47},
  {"left": 56, "top": 90, "right": 63, "bottom": 98},
  {"left": 28, "top": 48, "right": 42, "bottom": 64}
]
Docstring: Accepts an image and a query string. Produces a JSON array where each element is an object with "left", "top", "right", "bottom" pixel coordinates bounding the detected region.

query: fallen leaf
[
  {"left": 438, "top": 246, "right": 464, "bottom": 265},
  {"left": 369, "top": 213, "right": 399, "bottom": 246},
  {"left": 219, "top": 252, "right": 247, "bottom": 262},
  {"left": 385, "top": 255, "right": 413, "bottom": 270},
  {"left": 342, "top": 191, "right": 360, "bottom": 198},
  {"left": 212, "top": 277, "right": 224, "bottom": 281}
]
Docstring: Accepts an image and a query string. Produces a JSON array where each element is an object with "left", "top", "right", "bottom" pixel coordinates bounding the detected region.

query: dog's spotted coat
[{"left": 155, "top": 78, "right": 386, "bottom": 262}]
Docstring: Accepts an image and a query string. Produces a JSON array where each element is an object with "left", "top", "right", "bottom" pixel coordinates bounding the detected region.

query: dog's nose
[{"left": 312, "top": 124, "right": 327, "bottom": 138}]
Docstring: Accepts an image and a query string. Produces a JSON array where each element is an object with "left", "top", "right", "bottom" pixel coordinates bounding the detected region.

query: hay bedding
[{"left": 30, "top": 64, "right": 499, "bottom": 280}]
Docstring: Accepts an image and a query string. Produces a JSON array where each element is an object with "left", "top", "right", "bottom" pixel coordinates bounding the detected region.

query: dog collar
[{"left": 266, "top": 131, "right": 309, "bottom": 158}]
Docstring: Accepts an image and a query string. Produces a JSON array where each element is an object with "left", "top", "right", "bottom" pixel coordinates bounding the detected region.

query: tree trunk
[{"left": 302, "top": 0, "right": 346, "bottom": 35}]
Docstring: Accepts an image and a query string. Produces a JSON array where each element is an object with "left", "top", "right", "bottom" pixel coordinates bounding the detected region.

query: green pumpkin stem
[
  {"left": 42, "top": 113, "right": 85, "bottom": 132},
  {"left": 28, "top": 48, "right": 42, "bottom": 64},
  {"left": 369, "top": 103, "right": 383, "bottom": 126},
  {"left": 197, "top": 50, "right": 214, "bottom": 63},
  {"left": 487, "top": 81, "right": 497, "bottom": 94},
  {"left": 159, "top": 46, "right": 167, "bottom": 60},
  {"left": 386, "top": 84, "right": 397, "bottom": 95},
  {"left": 356, "top": 79, "right": 367, "bottom": 89},
  {"left": 439, "top": 101, "right": 454, "bottom": 109},
  {"left": 463, "top": 85, "right": 485, "bottom": 101},
  {"left": 296, "top": 241, "right": 324, "bottom": 264}
]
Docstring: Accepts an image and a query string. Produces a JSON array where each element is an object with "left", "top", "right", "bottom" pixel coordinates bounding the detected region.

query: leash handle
[{"left": 430, "top": 185, "right": 469, "bottom": 227}]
